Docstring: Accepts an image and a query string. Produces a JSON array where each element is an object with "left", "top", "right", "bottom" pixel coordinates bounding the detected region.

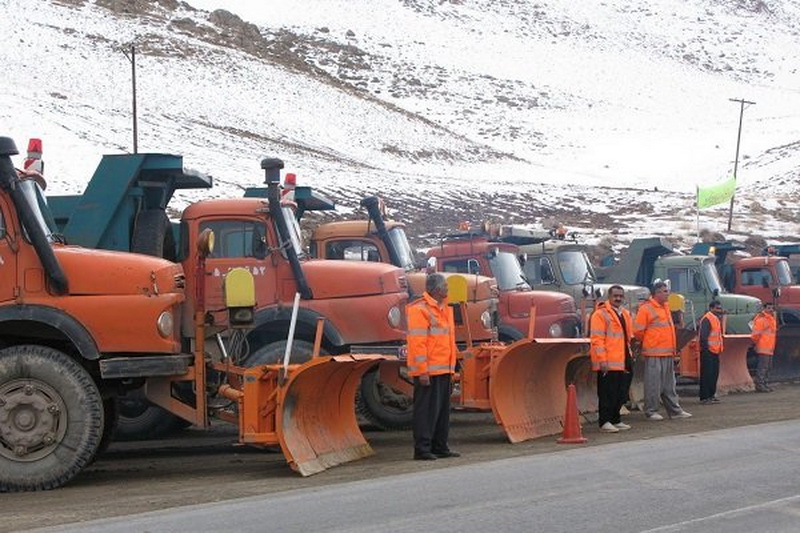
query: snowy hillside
[{"left": 2, "top": 0, "right": 799, "bottom": 251}]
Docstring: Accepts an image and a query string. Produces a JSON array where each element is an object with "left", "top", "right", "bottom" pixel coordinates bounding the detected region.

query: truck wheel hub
[{"left": 0, "top": 379, "right": 67, "bottom": 461}]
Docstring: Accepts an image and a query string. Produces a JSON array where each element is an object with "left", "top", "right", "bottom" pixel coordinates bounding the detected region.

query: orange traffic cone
[{"left": 557, "top": 384, "right": 588, "bottom": 444}]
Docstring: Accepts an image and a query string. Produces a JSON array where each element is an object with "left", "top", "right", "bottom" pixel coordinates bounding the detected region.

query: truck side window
[
  {"left": 741, "top": 268, "right": 771, "bottom": 287},
  {"left": 200, "top": 220, "right": 265, "bottom": 258},
  {"left": 326, "top": 240, "right": 380, "bottom": 262},
  {"left": 525, "top": 257, "right": 554, "bottom": 284},
  {"left": 442, "top": 259, "right": 472, "bottom": 274},
  {"left": 667, "top": 268, "right": 690, "bottom": 293}
]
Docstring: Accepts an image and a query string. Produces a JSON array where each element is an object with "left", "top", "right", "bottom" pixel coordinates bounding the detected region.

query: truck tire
[
  {"left": 243, "top": 339, "right": 323, "bottom": 366},
  {"left": 131, "top": 209, "right": 177, "bottom": 262},
  {"left": 114, "top": 208, "right": 182, "bottom": 440},
  {"left": 91, "top": 398, "right": 118, "bottom": 463},
  {"left": 113, "top": 389, "right": 186, "bottom": 441},
  {"left": 0, "top": 345, "right": 103, "bottom": 492},
  {"left": 355, "top": 367, "right": 413, "bottom": 431}
]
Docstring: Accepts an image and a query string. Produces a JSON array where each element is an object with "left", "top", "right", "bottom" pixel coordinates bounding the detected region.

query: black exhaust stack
[
  {"left": 262, "top": 157, "right": 312, "bottom": 300},
  {"left": 0, "top": 137, "right": 68, "bottom": 294}
]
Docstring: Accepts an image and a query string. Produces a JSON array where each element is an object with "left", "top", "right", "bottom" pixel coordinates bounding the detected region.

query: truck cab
[
  {"left": 692, "top": 241, "right": 800, "bottom": 323},
  {"left": 600, "top": 237, "right": 760, "bottom": 333},
  {"left": 427, "top": 235, "right": 581, "bottom": 341},
  {"left": 494, "top": 226, "right": 649, "bottom": 315},
  {"left": 310, "top": 218, "right": 497, "bottom": 343}
]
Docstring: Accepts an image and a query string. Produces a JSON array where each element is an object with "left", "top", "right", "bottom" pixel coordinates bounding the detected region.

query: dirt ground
[{"left": 5, "top": 381, "right": 800, "bottom": 532}]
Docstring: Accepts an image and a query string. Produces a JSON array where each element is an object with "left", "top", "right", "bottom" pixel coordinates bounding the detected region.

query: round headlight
[
  {"left": 157, "top": 310, "right": 174, "bottom": 338},
  {"left": 548, "top": 322, "right": 563, "bottom": 338},
  {"left": 387, "top": 306, "right": 402, "bottom": 329},
  {"left": 480, "top": 310, "right": 492, "bottom": 330}
]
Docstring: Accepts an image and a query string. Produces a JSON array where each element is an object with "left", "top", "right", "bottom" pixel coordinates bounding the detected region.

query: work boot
[
  {"left": 433, "top": 450, "right": 461, "bottom": 458},
  {"left": 414, "top": 452, "right": 437, "bottom": 461}
]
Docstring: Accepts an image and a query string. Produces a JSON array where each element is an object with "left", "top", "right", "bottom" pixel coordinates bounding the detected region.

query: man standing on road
[
  {"left": 634, "top": 281, "right": 692, "bottom": 421},
  {"left": 751, "top": 302, "right": 777, "bottom": 393},
  {"left": 699, "top": 301, "right": 725, "bottom": 404},
  {"left": 590, "top": 285, "right": 634, "bottom": 433},
  {"left": 406, "top": 273, "right": 460, "bottom": 461}
]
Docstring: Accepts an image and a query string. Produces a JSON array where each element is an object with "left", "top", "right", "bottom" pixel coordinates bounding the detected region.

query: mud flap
[
  {"left": 276, "top": 354, "right": 386, "bottom": 476},
  {"left": 717, "top": 335, "right": 754, "bottom": 394},
  {"left": 485, "top": 338, "right": 591, "bottom": 443}
]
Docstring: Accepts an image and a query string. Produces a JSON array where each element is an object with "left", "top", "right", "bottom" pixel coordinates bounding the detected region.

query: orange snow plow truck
[{"left": 0, "top": 141, "right": 393, "bottom": 491}]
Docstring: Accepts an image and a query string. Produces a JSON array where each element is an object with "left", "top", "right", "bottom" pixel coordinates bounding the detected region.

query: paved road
[{"left": 28, "top": 419, "right": 800, "bottom": 533}]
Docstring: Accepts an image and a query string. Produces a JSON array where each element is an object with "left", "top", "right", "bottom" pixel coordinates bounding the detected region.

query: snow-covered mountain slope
[{"left": 2, "top": 0, "right": 799, "bottom": 250}]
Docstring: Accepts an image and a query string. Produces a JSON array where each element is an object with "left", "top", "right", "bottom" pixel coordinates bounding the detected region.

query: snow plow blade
[
  {"left": 717, "top": 334, "right": 754, "bottom": 394},
  {"left": 230, "top": 354, "right": 388, "bottom": 476},
  {"left": 477, "top": 338, "right": 591, "bottom": 443}
]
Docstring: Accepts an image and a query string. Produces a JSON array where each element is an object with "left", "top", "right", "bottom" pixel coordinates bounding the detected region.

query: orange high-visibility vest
[
  {"left": 590, "top": 301, "right": 633, "bottom": 371},
  {"left": 634, "top": 297, "right": 677, "bottom": 357},
  {"left": 751, "top": 311, "right": 777, "bottom": 356},
  {"left": 406, "top": 292, "right": 457, "bottom": 377},
  {"left": 701, "top": 311, "right": 724, "bottom": 354}
]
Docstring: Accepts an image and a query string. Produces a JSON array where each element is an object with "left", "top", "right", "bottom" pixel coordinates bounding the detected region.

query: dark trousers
[
  {"left": 597, "top": 371, "right": 627, "bottom": 426},
  {"left": 622, "top": 370, "right": 633, "bottom": 405},
  {"left": 413, "top": 374, "right": 452, "bottom": 456},
  {"left": 699, "top": 350, "right": 719, "bottom": 401}
]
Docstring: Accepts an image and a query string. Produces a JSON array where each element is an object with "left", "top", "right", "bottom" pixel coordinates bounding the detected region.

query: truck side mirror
[
  {"left": 773, "top": 287, "right": 781, "bottom": 299},
  {"left": 712, "top": 288, "right": 719, "bottom": 298},
  {"left": 467, "top": 258, "right": 480, "bottom": 275}
]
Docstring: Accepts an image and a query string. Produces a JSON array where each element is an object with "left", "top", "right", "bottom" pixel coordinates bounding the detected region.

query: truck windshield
[
  {"left": 20, "top": 179, "right": 57, "bottom": 242},
  {"left": 703, "top": 262, "right": 724, "bottom": 293},
  {"left": 387, "top": 227, "right": 416, "bottom": 271},
  {"left": 490, "top": 250, "right": 530, "bottom": 291},
  {"left": 775, "top": 259, "right": 794, "bottom": 285},
  {"left": 282, "top": 206, "right": 306, "bottom": 259},
  {"left": 557, "top": 250, "right": 595, "bottom": 285}
]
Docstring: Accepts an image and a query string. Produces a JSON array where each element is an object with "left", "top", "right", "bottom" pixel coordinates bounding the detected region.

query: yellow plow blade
[
  {"left": 488, "top": 338, "right": 591, "bottom": 443},
  {"left": 277, "top": 354, "right": 386, "bottom": 476},
  {"left": 718, "top": 335, "right": 754, "bottom": 394}
]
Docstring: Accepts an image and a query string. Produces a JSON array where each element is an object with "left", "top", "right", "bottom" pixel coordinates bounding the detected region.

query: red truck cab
[{"left": 427, "top": 236, "right": 580, "bottom": 341}]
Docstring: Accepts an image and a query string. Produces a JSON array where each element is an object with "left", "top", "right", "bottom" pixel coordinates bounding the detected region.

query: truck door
[
  {"left": 200, "top": 219, "right": 277, "bottom": 320},
  {"left": 0, "top": 198, "right": 17, "bottom": 303}
]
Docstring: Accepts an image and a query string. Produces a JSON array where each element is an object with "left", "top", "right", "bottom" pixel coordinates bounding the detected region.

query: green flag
[{"left": 697, "top": 176, "right": 736, "bottom": 209}]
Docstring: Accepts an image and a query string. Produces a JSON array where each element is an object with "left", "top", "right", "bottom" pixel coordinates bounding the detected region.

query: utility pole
[
  {"left": 122, "top": 44, "right": 138, "bottom": 154},
  {"left": 727, "top": 97, "right": 755, "bottom": 231}
]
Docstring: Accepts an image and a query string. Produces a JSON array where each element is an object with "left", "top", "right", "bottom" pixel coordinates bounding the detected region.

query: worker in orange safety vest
[
  {"left": 634, "top": 281, "right": 692, "bottom": 421},
  {"left": 751, "top": 301, "right": 777, "bottom": 393},
  {"left": 406, "top": 273, "right": 460, "bottom": 461},
  {"left": 699, "top": 301, "right": 725, "bottom": 404},
  {"left": 590, "top": 285, "right": 634, "bottom": 433}
]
